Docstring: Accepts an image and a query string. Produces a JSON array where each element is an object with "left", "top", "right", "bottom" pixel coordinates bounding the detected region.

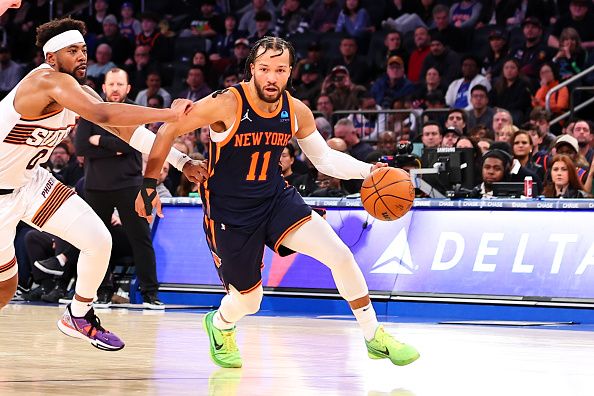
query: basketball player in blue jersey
[
  {"left": 0, "top": 18, "right": 203, "bottom": 351},
  {"left": 137, "top": 37, "right": 419, "bottom": 368}
]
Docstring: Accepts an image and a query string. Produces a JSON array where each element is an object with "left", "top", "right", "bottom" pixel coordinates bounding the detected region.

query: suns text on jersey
[
  {"left": 233, "top": 132, "right": 291, "bottom": 148},
  {"left": 25, "top": 127, "right": 72, "bottom": 148}
]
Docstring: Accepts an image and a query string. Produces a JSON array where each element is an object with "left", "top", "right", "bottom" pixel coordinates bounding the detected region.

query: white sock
[
  {"left": 71, "top": 298, "right": 93, "bottom": 317},
  {"left": 213, "top": 310, "right": 235, "bottom": 330},
  {"left": 353, "top": 303, "right": 379, "bottom": 341},
  {"left": 56, "top": 254, "right": 66, "bottom": 267}
]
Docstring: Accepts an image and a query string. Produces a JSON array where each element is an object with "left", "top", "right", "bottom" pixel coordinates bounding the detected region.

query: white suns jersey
[{"left": 0, "top": 64, "right": 78, "bottom": 189}]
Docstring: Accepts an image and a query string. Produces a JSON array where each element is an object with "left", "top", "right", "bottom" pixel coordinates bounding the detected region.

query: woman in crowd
[
  {"left": 490, "top": 58, "right": 532, "bottom": 124},
  {"left": 552, "top": 27, "right": 588, "bottom": 81},
  {"left": 532, "top": 62, "right": 569, "bottom": 117},
  {"left": 191, "top": 50, "right": 219, "bottom": 91},
  {"left": 543, "top": 155, "right": 588, "bottom": 198},
  {"left": 412, "top": 67, "right": 444, "bottom": 109},
  {"left": 495, "top": 124, "right": 518, "bottom": 142},
  {"left": 482, "top": 28, "right": 509, "bottom": 82},
  {"left": 510, "top": 130, "right": 544, "bottom": 184},
  {"left": 335, "top": 0, "right": 373, "bottom": 38}
]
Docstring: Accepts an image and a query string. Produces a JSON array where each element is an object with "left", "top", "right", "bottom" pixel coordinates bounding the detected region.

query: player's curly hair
[
  {"left": 244, "top": 36, "right": 296, "bottom": 88},
  {"left": 35, "top": 17, "right": 87, "bottom": 49}
]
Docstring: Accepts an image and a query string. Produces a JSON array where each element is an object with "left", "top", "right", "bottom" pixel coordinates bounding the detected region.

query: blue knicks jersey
[{"left": 200, "top": 82, "right": 296, "bottom": 226}]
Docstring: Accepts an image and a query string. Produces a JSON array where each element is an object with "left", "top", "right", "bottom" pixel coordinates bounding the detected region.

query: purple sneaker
[{"left": 57, "top": 304, "right": 125, "bottom": 351}]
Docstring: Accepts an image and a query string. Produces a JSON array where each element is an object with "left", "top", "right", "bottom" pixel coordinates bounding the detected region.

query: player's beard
[
  {"left": 59, "top": 64, "right": 87, "bottom": 84},
  {"left": 254, "top": 78, "right": 286, "bottom": 103}
]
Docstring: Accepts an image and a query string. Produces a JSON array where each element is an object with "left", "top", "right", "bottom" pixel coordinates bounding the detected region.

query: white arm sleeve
[
  {"left": 128, "top": 126, "right": 191, "bottom": 171},
  {"left": 297, "top": 130, "right": 372, "bottom": 180}
]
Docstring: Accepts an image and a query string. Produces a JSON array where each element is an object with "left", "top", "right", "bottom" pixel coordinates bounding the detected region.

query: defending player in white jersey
[{"left": 0, "top": 17, "right": 206, "bottom": 351}]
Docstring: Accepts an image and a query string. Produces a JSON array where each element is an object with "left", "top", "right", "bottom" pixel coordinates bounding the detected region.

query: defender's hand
[
  {"left": 182, "top": 159, "right": 209, "bottom": 183},
  {"left": 170, "top": 99, "right": 194, "bottom": 121},
  {"left": 135, "top": 178, "right": 163, "bottom": 223}
]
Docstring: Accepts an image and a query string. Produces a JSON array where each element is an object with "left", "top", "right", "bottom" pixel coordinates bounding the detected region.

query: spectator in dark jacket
[
  {"left": 490, "top": 59, "right": 532, "bottom": 124},
  {"left": 371, "top": 56, "right": 415, "bottom": 109}
]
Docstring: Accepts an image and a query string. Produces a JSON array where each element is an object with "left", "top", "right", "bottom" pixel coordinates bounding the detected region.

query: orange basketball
[{"left": 360, "top": 167, "right": 414, "bottom": 221}]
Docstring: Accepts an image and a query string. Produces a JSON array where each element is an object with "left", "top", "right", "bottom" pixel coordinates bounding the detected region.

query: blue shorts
[{"left": 202, "top": 186, "right": 312, "bottom": 293}]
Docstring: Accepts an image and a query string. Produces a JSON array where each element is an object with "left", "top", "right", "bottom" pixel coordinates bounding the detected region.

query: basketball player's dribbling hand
[
  {"left": 371, "top": 162, "right": 388, "bottom": 172},
  {"left": 182, "top": 159, "right": 209, "bottom": 183}
]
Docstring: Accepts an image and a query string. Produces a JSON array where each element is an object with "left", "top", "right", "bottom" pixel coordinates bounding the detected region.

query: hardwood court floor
[{"left": 1, "top": 304, "right": 593, "bottom": 396}]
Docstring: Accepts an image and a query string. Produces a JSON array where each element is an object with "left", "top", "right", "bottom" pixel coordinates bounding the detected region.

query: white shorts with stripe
[{"left": 0, "top": 167, "right": 76, "bottom": 281}]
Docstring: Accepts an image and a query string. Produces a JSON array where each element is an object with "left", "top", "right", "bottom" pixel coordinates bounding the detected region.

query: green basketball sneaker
[
  {"left": 202, "top": 311, "right": 242, "bottom": 368},
  {"left": 365, "top": 325, "right": 420, "bottom": 366}
]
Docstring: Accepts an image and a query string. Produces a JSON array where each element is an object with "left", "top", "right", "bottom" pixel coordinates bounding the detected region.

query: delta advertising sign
[{"left": 154, "top": 205, "right": 594, "bottom": 300}]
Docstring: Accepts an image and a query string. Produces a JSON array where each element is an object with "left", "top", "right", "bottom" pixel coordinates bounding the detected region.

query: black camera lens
[{"left": 396, "top": 142, "right": 413, "bottom": 155}]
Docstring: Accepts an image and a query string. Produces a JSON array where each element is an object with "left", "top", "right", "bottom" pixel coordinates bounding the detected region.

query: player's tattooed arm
[{"left": 161, "top": 88, "right": 238, "bottom": 137}]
